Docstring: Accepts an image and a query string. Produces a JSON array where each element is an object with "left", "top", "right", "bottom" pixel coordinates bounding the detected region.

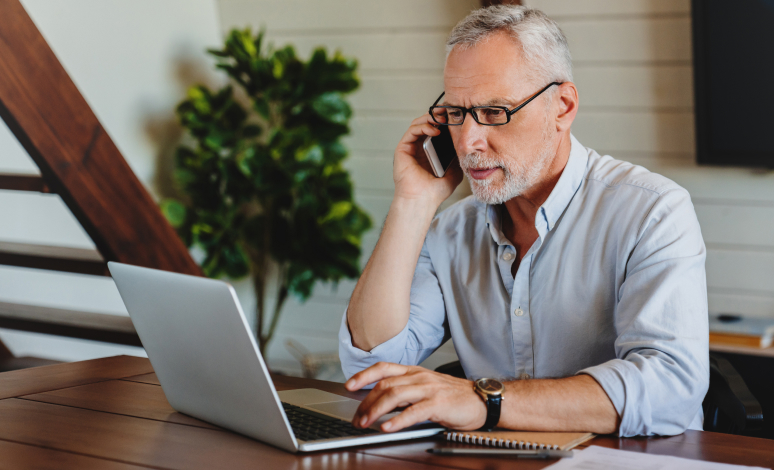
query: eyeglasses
[{"left": 428, "top": 82, "right": 562, "bottom": 126}]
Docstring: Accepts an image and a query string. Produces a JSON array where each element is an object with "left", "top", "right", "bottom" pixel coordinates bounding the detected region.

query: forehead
[{"left": 443, "top": 31, "right": 529, "bottom": 105}]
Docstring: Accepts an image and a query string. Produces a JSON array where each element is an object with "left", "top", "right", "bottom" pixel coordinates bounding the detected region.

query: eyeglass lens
[{"left": 431, "top": 107, "right": 508, "bottom": 126}]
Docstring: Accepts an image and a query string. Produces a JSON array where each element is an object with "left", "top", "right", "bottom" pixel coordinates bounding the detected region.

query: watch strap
[{"left": 480, "top": 394, "right": 501, "bottom": 431}]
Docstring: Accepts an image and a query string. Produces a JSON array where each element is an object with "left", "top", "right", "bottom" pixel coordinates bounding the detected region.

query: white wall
[
  {"left": 524, "top": 0, "right": 774, "bottom": 319},
  {"left": 0, "top": 0, "right": 223, "bottom": 361}
]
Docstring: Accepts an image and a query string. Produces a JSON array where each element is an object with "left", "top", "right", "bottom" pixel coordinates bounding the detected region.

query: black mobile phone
[{"left": 422, "top": 126, "right": 457, "bottom": 177}]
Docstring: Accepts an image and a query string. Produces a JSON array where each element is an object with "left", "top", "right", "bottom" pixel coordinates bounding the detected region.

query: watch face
[{"left": 476, "top": 378, "right": 504, "bottom": 395}]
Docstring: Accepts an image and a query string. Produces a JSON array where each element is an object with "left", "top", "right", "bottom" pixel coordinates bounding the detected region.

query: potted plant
[{"left": 161, "top": 29, "right": 371, "bottom": 356}]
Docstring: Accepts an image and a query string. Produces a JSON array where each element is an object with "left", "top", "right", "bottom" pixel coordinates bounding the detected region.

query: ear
[{"left": 554, "top": 82, "right": 579, "bottom": 132}]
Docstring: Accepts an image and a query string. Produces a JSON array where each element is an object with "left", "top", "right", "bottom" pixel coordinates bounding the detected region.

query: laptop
[{"left": 108, "top": 262, "right": 443, "bottom": 452}]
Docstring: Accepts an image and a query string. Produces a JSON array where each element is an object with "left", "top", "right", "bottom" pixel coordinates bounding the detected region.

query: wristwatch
[{"left": 474, "top": 378, "right": 504, "bottom": 432}]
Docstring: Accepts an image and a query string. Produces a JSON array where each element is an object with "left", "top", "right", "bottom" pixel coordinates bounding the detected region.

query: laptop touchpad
[
  {"left": 308, "top": 400, "right": 400, "bottom": 427},
  {"left": 278, "top": 389, "right": 400, "bottom": 425},
  {"left": 306, "top": 400, "right": 361, "bottom": 421},
  {"left": 278, "top": 388, "right": 357, "bottom": 406}
]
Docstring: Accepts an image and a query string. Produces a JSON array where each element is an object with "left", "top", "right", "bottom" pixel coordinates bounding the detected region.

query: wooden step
[
  {"left": 0, "top": 301, "right": 140, "bottom": 346},
  {"left": 0, "top": 241, "right": 107, "bottom": 276},
  {"left": 0, "top": 173, "right": 50, "bottom": 193}
]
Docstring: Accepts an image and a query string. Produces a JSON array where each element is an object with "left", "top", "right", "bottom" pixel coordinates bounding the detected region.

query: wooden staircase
[{"left": 0, "top": 0, "right": 201, "bottom": 368}]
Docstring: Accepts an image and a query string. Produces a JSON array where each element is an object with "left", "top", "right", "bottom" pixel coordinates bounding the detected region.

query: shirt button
[
  {"left": 514, "top": 308, "right": 524, "bottom": 316},
  {"left": 503, "top": 252, "right": 514, "bottom": 261},
  {"left": 520, "top": 373, "right": 531, "bottom": 380}
]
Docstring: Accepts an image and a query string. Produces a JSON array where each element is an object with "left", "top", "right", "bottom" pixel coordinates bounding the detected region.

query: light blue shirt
[{"left": 339, "top": 135, "right": 709, "bottom": 437}]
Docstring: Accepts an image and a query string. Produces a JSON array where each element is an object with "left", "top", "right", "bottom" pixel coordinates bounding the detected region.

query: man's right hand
[{"left": 393, "top": 115, "right": 463, "bottom": 207}]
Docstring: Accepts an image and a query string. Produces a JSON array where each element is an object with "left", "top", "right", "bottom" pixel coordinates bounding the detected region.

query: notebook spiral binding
[{"left": 445, "top": 432, "right": 560, "bottom": 450}]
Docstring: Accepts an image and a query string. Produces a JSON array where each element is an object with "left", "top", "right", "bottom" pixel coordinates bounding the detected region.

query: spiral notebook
[{"left": 444, "top": 430, "right": 595, "bottom": 450}]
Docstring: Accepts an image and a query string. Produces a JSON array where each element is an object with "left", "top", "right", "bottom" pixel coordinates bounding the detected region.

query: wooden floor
[{"left": 0, "top": 356, "right": 772, "bottom": 469}]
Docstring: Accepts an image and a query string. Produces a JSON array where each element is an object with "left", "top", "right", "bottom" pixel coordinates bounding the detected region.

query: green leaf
[
  {"left": 319, "top": 201, "right": 352, "bottom": 223},
  {"left": 160, "top": 199, "right": 187, "bottom": 227},
  {"left": 253, "top": 98, "right": 270, "bottom": 120},
  {"left": 239, "top": 31, "right": 258, "bottom": 57},
  {"left": 295, "top": 144, "right": 324, "bottom": 163},
  {"left": 311, "top": 92, "right": 351, "bottom": 124}
]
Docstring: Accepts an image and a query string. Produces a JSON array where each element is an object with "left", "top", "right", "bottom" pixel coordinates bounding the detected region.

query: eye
[
  {"left": 447, "top": 108, "right": 465, "bottom": 123},
  {"left": 482, "top": 108, "right": 504, "bottom": 117}
]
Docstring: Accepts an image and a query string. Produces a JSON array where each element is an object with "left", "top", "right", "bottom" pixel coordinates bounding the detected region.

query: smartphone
[{"left": 422, "top": 126, "right": 457, "bottom": 177}]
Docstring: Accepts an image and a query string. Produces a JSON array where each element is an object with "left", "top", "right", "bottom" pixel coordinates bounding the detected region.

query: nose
[{"left": 453, "top": 113, "right": 488, "bottom": 156}]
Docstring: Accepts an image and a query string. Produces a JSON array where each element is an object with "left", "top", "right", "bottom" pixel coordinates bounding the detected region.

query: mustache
[{"left": 460, "top": 153, "right": 505, "bottom": 171}]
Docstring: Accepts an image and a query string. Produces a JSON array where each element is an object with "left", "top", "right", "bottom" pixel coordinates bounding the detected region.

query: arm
[
  {"left": 338, "top": 241, "right": 451, "bottom": 379},
  {"left": 345, "top": 363, "right": 618, "bottom": 433},
  {"left": 580, "top": 188, "right": 709, "bottom": 436},
  {"left": 346, "top": 115, "right": 462, "bottom": 351}
]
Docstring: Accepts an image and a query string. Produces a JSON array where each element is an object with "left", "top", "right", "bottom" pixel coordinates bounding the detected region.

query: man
[{"left": 339, "top": 5, "right": 708, "bottom": 437}]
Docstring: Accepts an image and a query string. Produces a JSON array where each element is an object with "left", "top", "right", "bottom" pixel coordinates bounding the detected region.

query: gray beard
[{"left": 461, "top": 126, "right": 555, "bottom": 205}]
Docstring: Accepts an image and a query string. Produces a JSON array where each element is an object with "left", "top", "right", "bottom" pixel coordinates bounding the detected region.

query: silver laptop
[{"left": 108, "top": 262, "right": 443, "bottom": 452}]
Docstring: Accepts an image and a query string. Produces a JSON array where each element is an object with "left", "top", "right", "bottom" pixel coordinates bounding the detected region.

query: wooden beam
[
  {"left": 0, "top": 174, "right": 50, "bottom": 193},
  {"left": 0, "top": 242, "right": 107, "bottom": 276},
  {"left": 0, "top": 301, "right": 140, "bottom": 346},
  {"left": 0, "top": 0, "right": 201, "bottom": 276}
]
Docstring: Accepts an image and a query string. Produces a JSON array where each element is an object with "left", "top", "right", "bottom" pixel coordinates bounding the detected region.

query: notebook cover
[{"left": 444, "top": 430, "right": 595, "bottom": 450}]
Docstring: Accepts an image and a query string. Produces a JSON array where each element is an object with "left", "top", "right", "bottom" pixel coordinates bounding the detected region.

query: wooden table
[{"left": 1, "top": 356, "right": 772, "bottom": 469}]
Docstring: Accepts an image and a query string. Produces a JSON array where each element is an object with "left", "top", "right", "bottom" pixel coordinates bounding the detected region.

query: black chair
[
  {"left": 435, "top": 352, "right": 764, "bottom": 436},
  {"left": 703, "top": 353, "right": 764, "bottom": 434}
]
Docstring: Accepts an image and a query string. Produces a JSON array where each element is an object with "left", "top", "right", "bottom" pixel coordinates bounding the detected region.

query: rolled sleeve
[
  {"left": 339, "top": 241, "right": 449, "bottom": 380},
  {"left": 580, "top": 188, "right": 709, "bottom": 437}
]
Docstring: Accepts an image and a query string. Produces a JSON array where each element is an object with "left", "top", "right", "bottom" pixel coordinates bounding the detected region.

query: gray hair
[{"left": 446, "top": 5, "right": 573, "bottom": 87}]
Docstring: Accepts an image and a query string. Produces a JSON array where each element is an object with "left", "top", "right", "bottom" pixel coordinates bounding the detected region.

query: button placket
[{"left": 509, "top": 251, "right": 533, "bottom": 382}]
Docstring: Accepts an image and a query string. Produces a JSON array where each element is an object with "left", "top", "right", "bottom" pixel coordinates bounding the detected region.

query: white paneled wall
[
  {"left": 217, "top": 0, "right": 479, "bottom": 375},
  {"left": 526, "top": 0, "right": 774, "bottom": 318}
]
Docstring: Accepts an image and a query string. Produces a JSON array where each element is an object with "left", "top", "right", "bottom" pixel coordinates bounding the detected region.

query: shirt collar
[{"left": 485, "top": 133, "right": 588, "bottom": 243}]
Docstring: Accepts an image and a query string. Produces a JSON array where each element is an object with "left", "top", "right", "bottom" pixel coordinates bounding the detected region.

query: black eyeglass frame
[{"left": 428, "top": 81, "right": 563, "bottom": 127}]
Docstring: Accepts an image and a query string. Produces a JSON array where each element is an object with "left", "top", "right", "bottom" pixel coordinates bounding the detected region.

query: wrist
[
  {"left": 471, "top": 386, "right": 488, "bottom": 429},
  {"left": 390, "top": 194, "right": 441, "bottom": 220},
  {"left": 474, "top": 378, "right": 505, "bottom": 431}
]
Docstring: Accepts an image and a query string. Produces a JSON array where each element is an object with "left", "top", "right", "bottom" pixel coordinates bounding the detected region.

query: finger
[
  {"left": 344, "top": 362, "right": 410, "bottom": 391},
  {"left": 381, "top": 402, "right": 434, "bottom": 433},
  {"left": 394, "top": 125, "right": 442, "bottom": 170},
  {"left": 398, "top": 121, "right": 440, "bottom": 147},
  {"left": 357, "top": 384, "right": 431, "bottom": 429},
  {"left": 395, "top": 114, "right": 441, "bottom": 155},
  {"left": 409, "top": 113, "right": 436, "bottom": 127},
  {"left": 351, "top": 372, "right": 429, "bottom": 425}
]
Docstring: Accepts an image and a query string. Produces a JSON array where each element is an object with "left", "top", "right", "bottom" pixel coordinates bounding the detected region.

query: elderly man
[{"left": 339, "top": 5, "right": 708, "bottom": 437}]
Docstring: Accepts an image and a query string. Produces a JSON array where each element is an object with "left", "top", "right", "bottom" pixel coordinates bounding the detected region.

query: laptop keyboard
[{"left": 282, "top": 402, "right": 379, "bottom": 442}]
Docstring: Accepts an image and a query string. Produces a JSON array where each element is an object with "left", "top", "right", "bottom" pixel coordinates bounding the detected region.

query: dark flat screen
[
  {"left": 692, "top": 0, "right": 774, "bottom": 167},
  {"left": 430, "top": 125, "right": 457, "bottom": 170}
]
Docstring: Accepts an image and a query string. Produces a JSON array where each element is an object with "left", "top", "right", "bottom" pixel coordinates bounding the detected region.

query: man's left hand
[{"left": 344, "top": 362, "right": 487, "bottom": 432}]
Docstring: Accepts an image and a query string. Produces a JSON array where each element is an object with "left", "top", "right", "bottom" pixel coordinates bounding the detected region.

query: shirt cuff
[
  {"left": 578, "top": 359, "right": 651, "bottom": 437},
  {"left": 338, "top": 308, "right": 410, "bottom": 383}
]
